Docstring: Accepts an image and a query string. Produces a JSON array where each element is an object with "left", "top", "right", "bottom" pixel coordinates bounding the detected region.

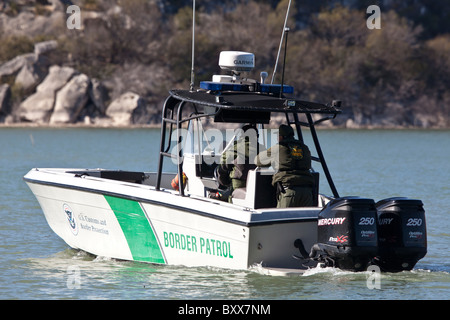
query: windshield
[{"left": 180, "top": 119, "right": 281, "bottom": 158}]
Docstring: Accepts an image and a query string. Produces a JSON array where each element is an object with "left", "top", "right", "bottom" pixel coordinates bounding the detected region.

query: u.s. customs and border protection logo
[
  {"left": 63, "top": 203, "right": 78, "bottom": 235},
  {"left": 290, "top": 145, "right": 303, "bottom": 159}
]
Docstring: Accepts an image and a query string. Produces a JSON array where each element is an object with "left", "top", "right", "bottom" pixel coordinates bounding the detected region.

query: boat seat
[
  {"left": 232, "top": 169, "right": 320, "bottom": 208},
  {"left": 253, "top": 170, "right": 277, "bottom": 209},
  {"left": 232, "top": 168, "right": 276, "bottom": 209}
]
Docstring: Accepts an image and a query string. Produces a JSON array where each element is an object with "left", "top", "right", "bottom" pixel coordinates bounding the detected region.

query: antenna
[
  {"left": 271, "top": 0, "right": 292, "bottom": 84},
  {"left": 189, "top": 0, "right": 196, "bottom": 91},
  {"left": 280, "top": 27, "right": 289, "bottom": 97}
]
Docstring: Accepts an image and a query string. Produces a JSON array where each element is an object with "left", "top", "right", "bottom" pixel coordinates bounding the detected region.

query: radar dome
[{"left": 219, "top": 51, "right": 254, "bottom": 73}]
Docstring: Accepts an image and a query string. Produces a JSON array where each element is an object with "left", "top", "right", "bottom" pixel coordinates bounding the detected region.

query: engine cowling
[
  {"left": 375, "top": 197, "right": 427, "bottom": 272},
  {"left": 311, "top": 197, "right": 378, "bottom": 271}
]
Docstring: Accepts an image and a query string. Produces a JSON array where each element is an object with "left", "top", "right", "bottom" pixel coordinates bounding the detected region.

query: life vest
[{"left": 171, "top": 172, "right": 187, "bottom": 191}]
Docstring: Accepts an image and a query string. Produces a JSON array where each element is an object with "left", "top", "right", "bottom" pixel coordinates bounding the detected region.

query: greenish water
[{"left": 0, "top": 127, "right": 449, "bottom": 300}]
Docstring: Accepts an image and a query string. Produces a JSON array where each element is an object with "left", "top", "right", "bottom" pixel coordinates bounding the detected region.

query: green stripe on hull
[{"left": 104, "top": 195, "right": 165, "bottom": 264}]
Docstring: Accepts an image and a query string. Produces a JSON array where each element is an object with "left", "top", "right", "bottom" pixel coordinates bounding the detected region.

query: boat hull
[{"left": 25, "top": 168, "right": 319, "bottom": 270}]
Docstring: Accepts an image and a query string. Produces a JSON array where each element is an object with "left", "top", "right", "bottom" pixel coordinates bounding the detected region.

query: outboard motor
[
  {"left": 375, "top": 197, "right": 427, "bottom": 272},
  {"left": 310, "top": 197, "right": 378, "bottom": 271}
]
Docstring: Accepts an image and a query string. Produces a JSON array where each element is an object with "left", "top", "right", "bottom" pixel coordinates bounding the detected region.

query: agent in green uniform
[
  {"left": 217, "top": 124, "right": 265, "bottom": 200},
  {"left": 255, "top": 124, "right": 314, "bottom": 208}
]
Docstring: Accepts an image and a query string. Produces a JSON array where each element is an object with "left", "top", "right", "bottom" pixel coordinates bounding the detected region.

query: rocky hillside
[
  {"left": 0, "top": 0, "right": 163, "bottom": 126},
  {"left": 0, "top": 0, "right": 449, "bottom": 128},
  {"left": 0, "top": 41, "right": 152, "bottom": 126}
]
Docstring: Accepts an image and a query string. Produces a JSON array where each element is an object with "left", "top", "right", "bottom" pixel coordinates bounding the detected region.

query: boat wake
[
  {"left": 249, "top": 260, "right": 450, "bottom": 278},
  {"left": 302, "top": 265, "right": 356, "bottom": 277}
]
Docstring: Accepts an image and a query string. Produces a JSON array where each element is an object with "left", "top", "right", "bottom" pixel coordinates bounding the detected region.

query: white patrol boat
[{"left": 24, "top": 50, "right": 427, "bottom": 274}]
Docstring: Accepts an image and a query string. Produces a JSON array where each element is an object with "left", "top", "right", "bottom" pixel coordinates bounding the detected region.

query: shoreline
[
  {"left": 0, "top": 122, "right": 448, "bottom": 130},
  {"left": 0, "top": 122, "right": 161, "bottom": 129}
]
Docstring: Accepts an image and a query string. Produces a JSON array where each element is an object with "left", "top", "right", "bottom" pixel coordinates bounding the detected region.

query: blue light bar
[
  {"left": 260, "top": 84, "right": 294, "bottom": 94},
  {"left": 200, "top": 81, "right": 294, "bottom": 95},
  {"left": 200, "top": 81, "right": 248, "bottom": 92}
]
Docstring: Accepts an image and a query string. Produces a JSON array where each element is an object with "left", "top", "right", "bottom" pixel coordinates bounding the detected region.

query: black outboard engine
[
  {"left": 310, "top": 197, "right": 378, "bottom": 271},
  {"left": 375, "top": 197, "right": 427, "bottom": 272}
]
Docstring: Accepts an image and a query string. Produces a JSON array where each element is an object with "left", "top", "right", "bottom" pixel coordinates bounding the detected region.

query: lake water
[{"left": 0, "top": 127, "right": 449, "bottom": 302}]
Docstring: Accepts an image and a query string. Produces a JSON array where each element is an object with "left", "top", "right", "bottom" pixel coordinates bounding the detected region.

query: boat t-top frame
[{"left": 156, "top": 88, "right": 342, "bottom": 200}]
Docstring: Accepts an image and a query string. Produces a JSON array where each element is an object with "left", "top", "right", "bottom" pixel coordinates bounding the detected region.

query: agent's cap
[{"left": 279, "top": 124, "right": 294, "bottom": 137}]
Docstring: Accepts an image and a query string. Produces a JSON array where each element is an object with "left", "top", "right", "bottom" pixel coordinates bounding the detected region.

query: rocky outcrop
[
  {"left": 0, "top": 53, "right": 37, "bottom": 78},
  {"left": 16, "top": 64, "right": 119, "bottom": 125},
  {"left": 18, "top": 65, "right": 77, "bottom": 123},
  {"left": 88, "top": 78, "right": 108, "bottom": 115},
  {"left": 17, "top": 56, "right": 51, "bottom": 91},
  {"left": 33, "top": 40, "right": 58, "bottom": 56},
  {"left": 49, "top": 73, "right": 90, "bottom": 124},
  {"left": 8, "top": 58, "right": 149, "bottom": 126},
  {"left": 0, "top": 84, "right": 11, "bottom": 116},
  {"left": 105, "top": 92, "right": 146, "bottom": 126},
  {"left": 0, "top": 41, "right": 56, "bottom": 90},
  {"left": 0, "top": 1, "right": 166, "bottom": 127}
]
